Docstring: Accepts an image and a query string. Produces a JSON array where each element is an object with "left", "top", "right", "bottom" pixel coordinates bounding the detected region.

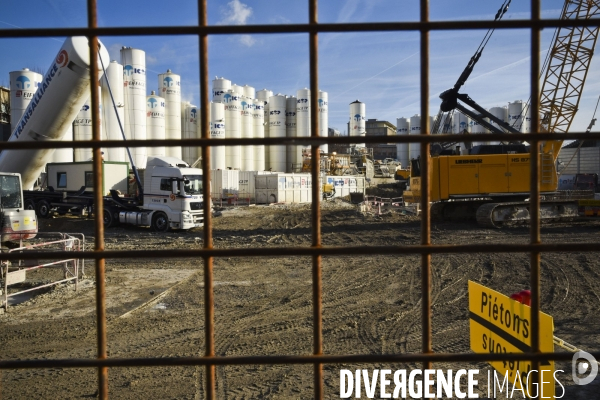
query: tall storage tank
[
  {"left": 489, "top": 106, "right": 508, "bottom": 143},
  {"left": 243, "top": 85, "right": 255, "bottom": 100},
  {"left": 296, "top": 89, "right": 310, "bottom": 138},
  {"left": 508, "top": 100, "right": 525, "bottom": 133},
  {"left": 396, "top": 117, "right": 410, "bottom": 168},
  {"left": 452, "top": 112, "right": 470, "bottom": 134},
  {"left": 240, "top": 97, "right": 254, "bottom": 171},
  {"left": 210, "top": 102, "right": 226, "bottom": 170},
  {"left": 182, "top": 103, "right": 198, "bottom": 165},
  {"left": 349, "top": 100, "right": 366, "bottom": 148},
  {"left": 318, "top": 91, "right": 328, "bottom": 154},
  {"left": 0, "top": 36, "right": 109, "bottom": 189},
  {"left": 224, "top": 89, "right": 241, "bottom": 169},
  {"left": 101, "top": 60, "right": 126, "bottom": 162},
  {"left": 9, "top": 68, "right": 42, "bottom": 133},
  {"left": 73, "top": 101, "right": 93, "bottom": 161},
  {"left": 212, "top": 77, "right": 231, "bottom": 102},
  {"left": 121, "top": 47, "right": 147, "bottom": 168},
  {"left": 257, "top": 89, "right": 273, "bottom": 167},
  {"left": 146, "top": 91, "right": 166, "bottom": 158},
  {"left": 470, "top": 115, "right": 488, "bottom": 147},
  {"left": 268, "top": 94, "right": 287, "bottom": 172},
  {"left": 409, "top": 114, "right": 421, "bottom": 161},
  {"left": 158, "top": 69, "right": 182, "bottom": 159},
  {"left": 231, "top": 84, "right": 244, "bottom": 97},
  {"left": 286, "top": 96, "right": 298, "bottom": 172},
  {"left": 253, "top": 98, "right": 265, "bottom": 171}
]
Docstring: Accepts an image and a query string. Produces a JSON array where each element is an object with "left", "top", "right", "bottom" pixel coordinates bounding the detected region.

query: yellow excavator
[{"left": 403, "top": 0, "right": 600, "bottom": 227}]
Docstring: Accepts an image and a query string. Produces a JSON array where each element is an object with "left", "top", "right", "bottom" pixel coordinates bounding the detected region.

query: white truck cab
[{"left": 0, "top": 173, "right": 38, "bottom": 242}]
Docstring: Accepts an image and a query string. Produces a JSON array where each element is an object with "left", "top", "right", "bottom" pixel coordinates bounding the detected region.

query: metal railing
[{"left": 0, "top": 0, "right": 599, "bottom": 399}]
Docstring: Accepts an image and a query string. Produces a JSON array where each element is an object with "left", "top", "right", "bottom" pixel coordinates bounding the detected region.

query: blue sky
[{"left": 1, "top": 0, "right": 598, "bottom": 134}]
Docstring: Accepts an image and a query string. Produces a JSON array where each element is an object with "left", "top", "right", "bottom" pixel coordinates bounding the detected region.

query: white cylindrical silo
[
  {"left": 349, "top": 100, "right": 366, "bottom": 148},
  {"left": 396, "top": 117, "right": 410, "bottom": 168},
  {"left": 146, "top": 91, "right": 166, "bottom": 158},
  {"left": 158, "top": 69, "right": 182, "bottom": 159},
  {"left": 452, "top": 112, "right": 470, "bottom": 134},
  {"left": 409, "top": 114, "right": 421, "bottom": 161},
  {"left": 101, "top": 60, "right": 126, "bottom": 162},
  {"left": 296, "top": 88, "right": 311, "bottom": 160},
  {"left": 489, "top": 106, "right": 508, "bottom": 143},
  {"left": 257, "top": 89, "right": 273, "bottom": 167},
  {"left": 9, "top": 69, "right": 42, "bottom": 133},
  {"left": 508, "top": 100, "right": 525, "bottom": 133},
  {"left": 210, "top": 102, "right": 226, "bottom": 170},
  {"left": 318, "top": 91, "right": 328, "bottom": 154},
  {"left": 243, "top": 85, "right": 255, "bottom": 100},
  {"left": 253, "top": 99, "right": 265, "bottom": 171},
  {"left": 231, "top": 84, "right": 244, "bottom": 97},
  {"left": 224, "top": 89, "right": 241, "bottom": 169},
  {"left": 240, "top": 97, "right": 254, "bottom": 171},
  {"left": 0, "top": 36, "right": 108, "bottom": 189},
  {"left": 73, "top": 101, "right": 93, "bottom": 161},
  {"left": 286, "top": 96, "right": 298, "bottom": 173},
  {"left": 182, "top": 103, "right": 198, "bottom": 165},
  {"left": 470, "top": 115, "right": 488, "bottom": 148},
  {"left": 212, "top": 77, "right": 231, "bottom": 103},
  {"left": 268, "top": 94, "right": 286, "bottom": 172},
  {"left": 121, "top": 47, "right": 147, "bottom": 168}
]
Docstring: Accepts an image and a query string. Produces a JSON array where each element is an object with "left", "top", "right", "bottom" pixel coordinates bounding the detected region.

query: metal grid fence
[{"left": 1, "top": 0, "right": 600, "bottom": 398}]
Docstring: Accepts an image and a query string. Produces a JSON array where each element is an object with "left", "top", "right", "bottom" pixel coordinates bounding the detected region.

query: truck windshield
[
  {"left": 0, "top": 175, "right": 22, "bottom": 209},
  {"left": 183, "top": 175, "right": 203, "bottom": 195}
]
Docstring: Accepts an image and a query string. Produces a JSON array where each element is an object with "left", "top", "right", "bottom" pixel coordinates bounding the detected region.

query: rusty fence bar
[{"left": 0, "top": 0, "right": 594, "bottom": 398}]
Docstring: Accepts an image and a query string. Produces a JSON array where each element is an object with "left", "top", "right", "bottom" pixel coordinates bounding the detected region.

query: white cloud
[
  {"left": 239, "top": 35, "right": 256, "bottom": 47},
  {"left": 220, "top": 0, "right": 253, "bottom": 25},
  {"left": 219, "top": 0, "right": 255, "bottom": 47}
]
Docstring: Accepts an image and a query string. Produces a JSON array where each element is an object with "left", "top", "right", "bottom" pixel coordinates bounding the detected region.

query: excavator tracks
[{"left": 475, "top": 200, "right": 580, "bottom": 228}]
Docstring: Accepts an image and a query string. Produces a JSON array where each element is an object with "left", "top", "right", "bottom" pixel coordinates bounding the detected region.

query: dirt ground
[{"left": 1, "top": 192, "right": 600, "bottom": 399}]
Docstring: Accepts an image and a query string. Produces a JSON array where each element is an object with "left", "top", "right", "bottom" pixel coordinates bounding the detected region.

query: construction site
[{"left": 1, "top": 0, "right": 600, "bottom": 399}]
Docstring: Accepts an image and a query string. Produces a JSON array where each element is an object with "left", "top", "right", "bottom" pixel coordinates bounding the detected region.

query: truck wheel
[
  {"left": 103, "top": 207, "right": 117, "bottom": 228},
  {"left": 25, "top": 199, "right": 35, "bottom": 210},
  {"left": 36, "top": 199, "right": 52, "bottom": 218},
  {"left": 152, "top": 212, "right": 169, "bottom": 232}
]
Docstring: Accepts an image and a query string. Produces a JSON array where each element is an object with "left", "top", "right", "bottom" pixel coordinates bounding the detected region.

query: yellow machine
[{"left": 403, "top": 0, "right": 600, "bottom": 227}]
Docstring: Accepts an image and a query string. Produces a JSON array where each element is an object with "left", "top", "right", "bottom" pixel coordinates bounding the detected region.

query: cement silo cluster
[
  {"left": 396, "top": 99, "right": 531, "bottom": 160},
  {"left": 209, "top": 77, "right": 329, "bottom": 174}
]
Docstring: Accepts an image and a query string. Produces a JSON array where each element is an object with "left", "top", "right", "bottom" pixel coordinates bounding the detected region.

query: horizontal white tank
[
  {"left": 396, "top": 117, "right": 410, "bottom": 169},
  {"left": 318, "top": 91, "right": 328, "bottom": 154},
  {"left": 9, "top": 68, "right": 42, "bottom": 133},
  {"left": 146, "top": 91, "right": 166, "bottom": 158},
  {"left": 101, "top": 60, "right": 126, "bottom": 162},
  {"left": 121, "top": 47, "right": 147, "bottom": 168},
  {"left": 210, "top": 102, "right": 226, "bottom": 170},
  {"left": 0, "top": 36, "right": 109, "bottom": 189},
  {"left": 268, "top": 94, "right": 287, "bottom": 172},
  {"left": 240, "top": 97, "right": 254, "bottom": 171},
  {"left": 212, "top": 77, "right": 231, "bottom": 102},
  {"left": 253, "top": 98, "right": 265, "bottom": 171},
  {"left": 159, "top": 69, "right": 182, "bottom": 159},
  {"left": 286, "top": 96, "right": 298, "bottom": 173}
]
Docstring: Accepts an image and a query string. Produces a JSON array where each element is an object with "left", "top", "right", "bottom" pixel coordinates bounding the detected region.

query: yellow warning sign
[{"left": 469, "top": 280, "right": 555, "bottom": 397}]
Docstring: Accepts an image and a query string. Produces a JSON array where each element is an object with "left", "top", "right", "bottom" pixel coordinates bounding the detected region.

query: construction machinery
[{"left": 403, "top": 0, "right": 600, "bottom": 227}]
